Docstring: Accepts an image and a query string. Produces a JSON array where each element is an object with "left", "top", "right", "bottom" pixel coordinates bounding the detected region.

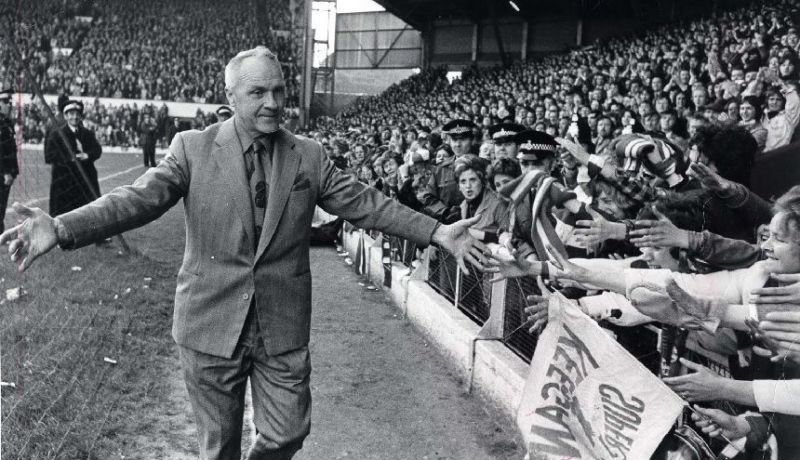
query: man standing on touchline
[{"left": 0, "top": 46, "right": 489, "bottom": 460}]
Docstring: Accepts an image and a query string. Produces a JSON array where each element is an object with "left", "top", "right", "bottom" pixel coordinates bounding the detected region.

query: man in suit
[
  {"left": 44, "top": 100, "right": 103, "bottom": 217},
  {"left": 0, "top": 47, "right": 488, "bottom": 460}
]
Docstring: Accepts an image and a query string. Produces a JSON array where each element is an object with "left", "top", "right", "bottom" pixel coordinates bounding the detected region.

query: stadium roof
[{"left": 371, "top": 0, "right": 639, "bottom": 30}]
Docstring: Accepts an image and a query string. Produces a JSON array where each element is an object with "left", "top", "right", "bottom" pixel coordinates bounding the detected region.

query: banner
[{"left": 517, "top": 293, "right": 684, "bottom": 460}]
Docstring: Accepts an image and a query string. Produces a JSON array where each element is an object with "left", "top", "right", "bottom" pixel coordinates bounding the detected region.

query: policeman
[
  {"left": 216, "top": 105, "right": 234, "bottom": 122},
  {"left": 417, "top": 119, "right": 477, "bottom": 223},
  {"left": 488, "top": 121, "right": 525, "bottom": 159},
  {"left": 0, "top": 90, "right": 19, "bottom": 233}
]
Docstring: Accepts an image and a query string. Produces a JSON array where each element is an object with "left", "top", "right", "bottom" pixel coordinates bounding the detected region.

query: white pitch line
[{"left": 7, "top": 164, "right": 145, "bottom": 212}]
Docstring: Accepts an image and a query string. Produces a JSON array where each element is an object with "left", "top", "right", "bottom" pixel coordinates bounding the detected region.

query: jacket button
[{"left": 242, "top": 293, "right": 249, "bottom": 300}]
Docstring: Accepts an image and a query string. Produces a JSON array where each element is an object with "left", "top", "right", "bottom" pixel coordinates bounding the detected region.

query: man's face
[
  {"left": 688, "top": 119, "right": 704, "bottom": 138},
  {"left": 597, "top": 119, "right": 612, "bottom": 137},
  {"left": 519, "top": 157, "right": 552, "bottom": 174},
  {"left": 767, "top": 93, "right": 784, "bottom": 112},
  {"left": 655, "top": 98, "right": 669, "bottom": 114},
  {"left": 740, "top": 102, "right": 756, "bottom": 121},
  {"left": 651, "top": 77, "right": 663, "bottom": 92},
  {"left": 353, "top": 146, "right": 365, "bottom": 162},
  {"left": 692, "top": 90, "right": 707, "bottom": 108},
  {"left": 525, "top": 113, "right": 535, "bottom": 126},
  {"left": 679, "top": 70, "right": 690, "bottom": 85},
  {"left": 643, "top": 114, "right": 659, "bottom": 132},
  {"left": 65, "top": 110, "right": 82, "bottom": 128},
  {"left": 659, "top": 114, "right": 675, "bottom": 132},
  {"left": 493, "top": 141, "right": 517, "bottom": 159},
  {"left": 225, "top": 55, "right": 285, "bottom": 136},
  {"left": 450, "top": 137, "right": 473, "bottom": 156}
]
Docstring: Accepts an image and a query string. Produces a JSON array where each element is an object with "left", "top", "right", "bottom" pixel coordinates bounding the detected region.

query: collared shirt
[{"left": 233, "top": 117, "right": 256, "bottom": 154}]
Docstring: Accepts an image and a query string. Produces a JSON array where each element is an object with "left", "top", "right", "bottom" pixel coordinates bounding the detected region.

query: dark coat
[
  {"left": 0, "top": 115, "right": 19, "bottom": 178},
  {"left": 44, "top": 124, "right": 102, "bottom": 216},
  {"left": 139, "top": 119, "right": 157, "bottom": 150},
  {"left": 417, "top": 156, "right": 461, "bottom": 223}
]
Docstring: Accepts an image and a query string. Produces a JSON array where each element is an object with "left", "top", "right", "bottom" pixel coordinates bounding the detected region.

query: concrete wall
[{"left": 341, "top": 228, "right": 528, "bottom": 422}]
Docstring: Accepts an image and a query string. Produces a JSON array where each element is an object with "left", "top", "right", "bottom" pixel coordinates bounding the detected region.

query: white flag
[{"left": 517, "top": 293, "right": 685, "bottom": 460}]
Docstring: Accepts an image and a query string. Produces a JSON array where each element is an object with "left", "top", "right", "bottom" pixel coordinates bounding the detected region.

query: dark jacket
[
  {"left": 417, "top": 156, "right": 461, "bottom": 223},
  {"left": 0, "top": 114, "right": 19, "bottom": 178}
]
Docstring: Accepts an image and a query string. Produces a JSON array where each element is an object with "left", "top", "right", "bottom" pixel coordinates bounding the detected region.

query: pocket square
[{"left": 292, "top": 177, "right": 311, "bottom": 191}]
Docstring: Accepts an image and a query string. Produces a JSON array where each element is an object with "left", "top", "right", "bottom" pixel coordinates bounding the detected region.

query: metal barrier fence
[
  {"left": 425, "top": 245, "right": 538, "bottom": 361},
  {"left": 387, "top": 235, "right": 416, "bottom": 268},
  {"left": 352, "top": 234, "right": 682, "bottom": 365},
  {"left": 502, "top": 276, "right": 540, "bottom": 361}
]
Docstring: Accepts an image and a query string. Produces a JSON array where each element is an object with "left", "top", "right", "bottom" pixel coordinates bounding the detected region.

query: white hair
[{"left": 224, "top": 46, "right": 282, "bottom": 90}]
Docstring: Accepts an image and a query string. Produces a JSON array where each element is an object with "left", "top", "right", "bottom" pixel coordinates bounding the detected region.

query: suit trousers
[{"left": 178, "top": 305, "right": 311, "bottom": 460}]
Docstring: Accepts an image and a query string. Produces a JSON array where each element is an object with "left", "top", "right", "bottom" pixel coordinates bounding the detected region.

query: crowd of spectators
[
  {"left": 15, "top": 98, "right": 221, "bottom": 148},
  {"left": 304, "top": 1, "right": 800, "bottom": 458},
  {"left": 313, "top": 1, "right": 800, "bottom": 155},
  {"left": 1, "top": 0, "right": 301, "bottom": 106}
]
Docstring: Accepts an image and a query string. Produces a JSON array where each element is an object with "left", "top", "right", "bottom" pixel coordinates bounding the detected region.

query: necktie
[{"left": 245, "top": 136, "right": 272, "bottom": 248}]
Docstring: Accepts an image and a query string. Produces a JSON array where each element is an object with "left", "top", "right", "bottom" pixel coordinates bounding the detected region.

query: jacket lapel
[
  {"left": 212, "top": 119, "right": 255, "bottom": 250},
  {"left": 255, "top": 128, "right": 300, "bottom": 260}
]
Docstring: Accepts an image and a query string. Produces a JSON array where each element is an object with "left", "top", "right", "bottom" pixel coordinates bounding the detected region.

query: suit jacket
[{"left": 58, "top": 119, "right": 439, "bottom": 357}]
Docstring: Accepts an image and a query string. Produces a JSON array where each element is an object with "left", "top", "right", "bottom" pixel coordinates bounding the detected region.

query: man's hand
[
  {"left": 688, "top": 162, "right": 734, "bottom": 195},
  {"left": 76, "top": 152, "right": 89, "bottom": 161},
  {"left": 574, "top": 208, "right": 626, "bottom": 246},
  {"left": 629, "top": 206, "right": 690, "bottom": 249},
  {"left": 663, "top": 358, "right": 728, "bottom": 402},
  {"left": 431, "top": 215, "right": 489, "bottom": 272},
  {"left": 751, "top": 273, "right": 800, "bottom": 304},
  {"left": 0, "top": 203, "right": 59, "bottom": 272},
  {"left": 691, "top": 406, "right": 751, "bottom": 440},
  {"left": 3, "top": 174, "right": 14, "bottom": 187}
]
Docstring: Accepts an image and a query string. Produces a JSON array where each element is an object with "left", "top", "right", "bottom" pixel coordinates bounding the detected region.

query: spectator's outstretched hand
[
  {"left": 555, "top": 137, "right": 590, "bottom": 165},
  {"left": 0, "top": 203, "right": 59, "bottom": 272},
  {"left": 688, "top": 162, "right": 734, "bottom": 194},
  {"left": 431, "top": 214, "right": 489, "bottom": 272},
  {"left": 663, "top": 358, "right": 727, "bottom": 402},
  {"left": 691, "top": 406, "right": 751, "bottom": 440},
  {"left": 524, "top": 278, "right": 552, "bottom": 333},
  {"left": 486, "top": 249, "right": 540, "bottom": 281},
  {"left": 575, "top": 207, "right": 626, "bottom": 246},
  {"left": 751, "top": 273, "right": 800, "bottom": 304},
  {"left": 630, "top": 206, "right": 690, "bottom": 248},
  {"left": 757, "top": 311, "right": 800, "bottom": 364}
]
